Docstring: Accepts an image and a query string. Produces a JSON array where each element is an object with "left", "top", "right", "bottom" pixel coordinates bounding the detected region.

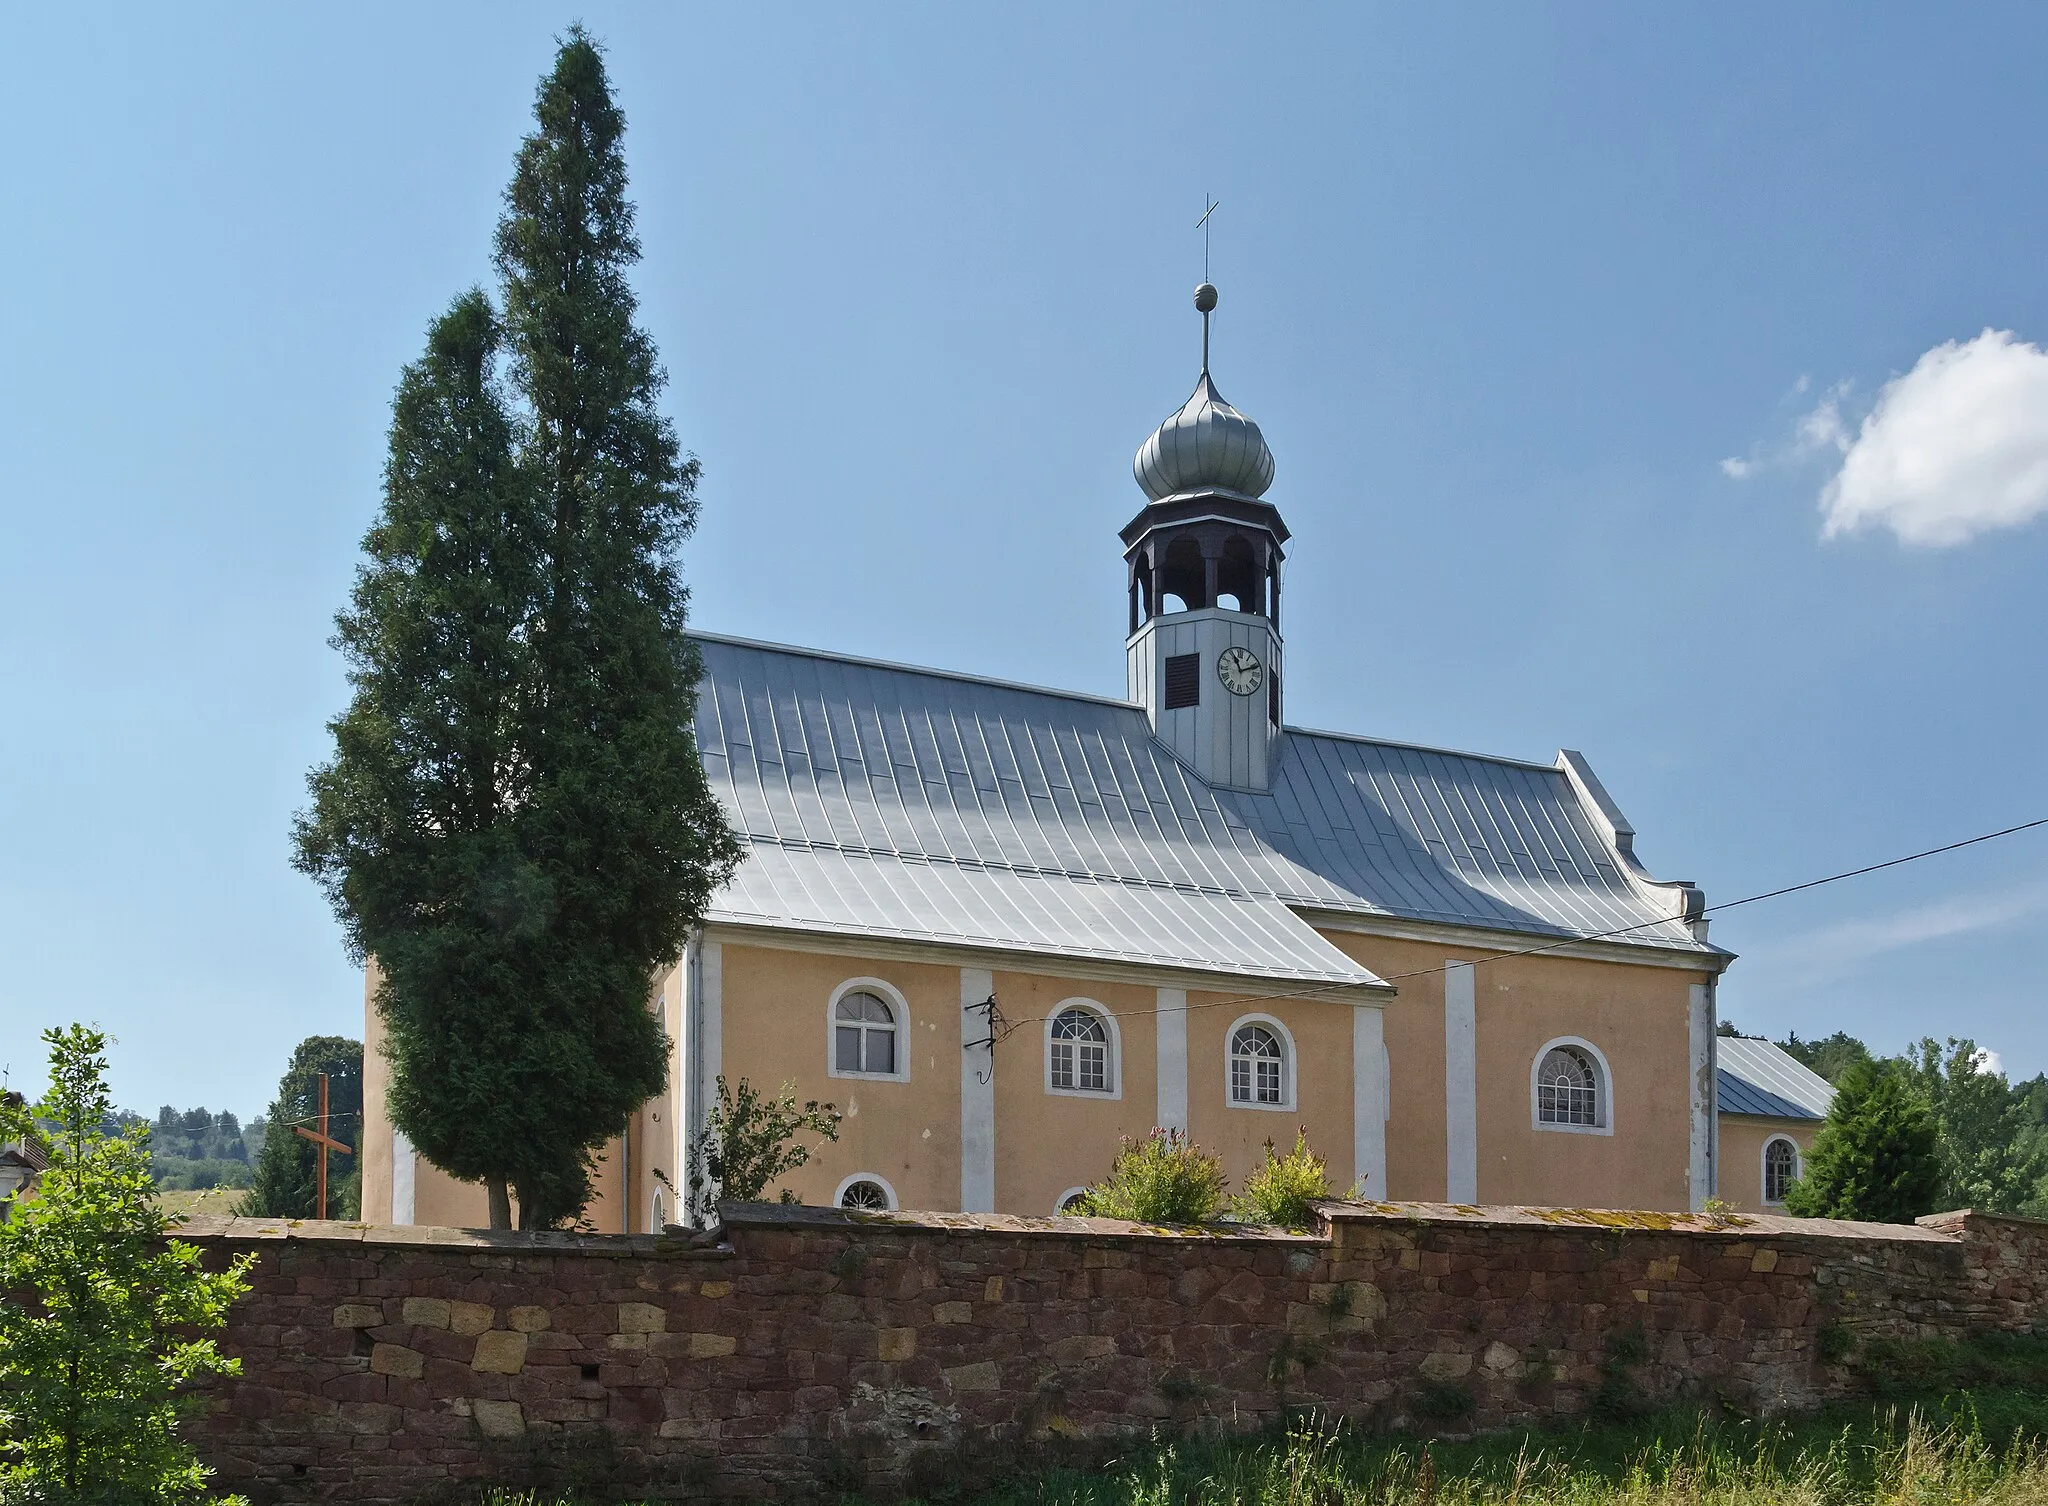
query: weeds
[
  {"left": 1071, "top": 1129, "right": 1227, "bottom": 1225},
  {"left": 1233, "top": 1130, "right": 1334, "bottom": 1229}
]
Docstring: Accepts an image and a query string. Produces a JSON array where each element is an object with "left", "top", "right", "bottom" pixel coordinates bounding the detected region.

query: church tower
[{"left": 1124, "top": 282, "right": 1287, "bottom": 791}]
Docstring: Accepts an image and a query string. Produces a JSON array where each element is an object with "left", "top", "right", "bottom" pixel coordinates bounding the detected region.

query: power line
[{"left": 992, "top": 814, "right": 2048, "bottom": 1041}]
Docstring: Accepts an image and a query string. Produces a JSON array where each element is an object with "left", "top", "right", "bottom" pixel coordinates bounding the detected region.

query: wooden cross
[{"left": 292, "top": 1073, "right": 352, "bottom": 1221}]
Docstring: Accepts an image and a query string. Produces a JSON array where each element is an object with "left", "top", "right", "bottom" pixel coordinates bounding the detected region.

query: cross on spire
[{"left": 1193, "top": 196, "right": 1221, "bottom": 374}]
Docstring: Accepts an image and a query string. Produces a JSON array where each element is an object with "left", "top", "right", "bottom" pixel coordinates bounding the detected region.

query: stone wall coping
[
  {"left": 171, "top": 1214, "right": 733, "bottom": 1258},
  {"left": 714, "top": 1201, "right": 1325, "bottom": 1242},
  {"left": 1319, "top": 1199, "right": 1960, "bottom": 1243}
]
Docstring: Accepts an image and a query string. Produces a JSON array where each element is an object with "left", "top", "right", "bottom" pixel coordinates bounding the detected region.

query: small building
[
  {"left": 1715, "top": 1037, "right": 1834, "bottom": 1213},
  {"left": 0, "top": 1091, "right": 46, "bottom": 1221}
]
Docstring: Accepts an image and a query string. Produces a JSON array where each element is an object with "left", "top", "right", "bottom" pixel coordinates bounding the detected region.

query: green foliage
[
  {"left": 1783, "top": 1059, "right": 1941, "bottom": 1224},
  {"left": 1852, "top": 1328, "right": 2048, "bottom": 1400},
  {"left": 685, "top": 1076, "right": 841, "bottom": 1217},
  {"left": 1778, "top": 1029, "right": 1876, "bottom": 1085},
  {"left": 0, "top": 1025, "right": 253, "bottom": 1504},
  {"left": 237, "top": 1036, "right": 363, "bottom": 1220},
  {"left": 1894, "top": 1036, "right": 2048, "bottom": 1215},
  {"left": 291, "top": 28, "right": 740, "bottom": 1229},
  {"left": 1413, "top": 1381, "right": 1476, "bottom": 1421},
  {"left": 1818, "top": 1321, "right": 1856, "bottom": 1364},
  {"left": 1072, "top": 1129, "right": 1226, "bottom": 1225},
  {"left": 1231, "top": 1129, "right": 1333, "bottom": 1228}
]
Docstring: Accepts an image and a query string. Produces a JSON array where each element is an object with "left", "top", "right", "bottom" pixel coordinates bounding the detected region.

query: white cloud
[
  {"left": 1748, "top": 879, "right": 2048, "bottom": 989},
  {"left": 1819, "top": 329, "right": 2048, "bottom": 546},
  {"left": 1975, "top": 1046, "right": 2006, "bottom": 1077},
  {"left": 1719, "top": 456, "right": 1752, "bottom": 479}
]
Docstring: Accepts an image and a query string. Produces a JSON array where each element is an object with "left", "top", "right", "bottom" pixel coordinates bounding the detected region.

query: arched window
[
  {"left": 1228, "top": 1017, "right": 1293, "bottom": 1108},
  {"left": 836, "top": 1174, "right": 896, "bottom": 1211},
  {"left": 650, "top": 1187, "right": 667, "bottom": 1233},
  {"left": 828, "top": 980, "right": 909, "bottom": 1080},
  {"left": 1763, "top": 1137, "right": 1799, "bottom": 1204},
  {"left": 1047, "top": 1005, "right": 1116, "bottom": 1095},
  {"left": 1055, "top": 1187, "right": 1090, "bottom": 1214},
  {"left": 1531, "top": 1037, "right": 1612, "bottom": 1133}
]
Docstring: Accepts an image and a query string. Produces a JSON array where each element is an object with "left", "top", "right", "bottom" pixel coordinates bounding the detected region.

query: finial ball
[{"left": 1194, "top": 282, "right": 1218, "bottom": 314}]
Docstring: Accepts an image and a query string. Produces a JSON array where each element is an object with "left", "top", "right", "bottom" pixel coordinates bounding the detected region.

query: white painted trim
[
  {"left": 1054, "top": 1186, "right": 1090, "bottom": 1214},
  {"left": 1042, "top": 998, "right": 1123, "bottom": 1099},
  {"left": 391, "top": 1129, "right": 416, "bottom": 1226},
  {"left": 1444, "top": 962, "right": 1478, "bottom": 1203},
  {"left": 1224, "top": 1012, "right": 1298, "bottom": 1112},
  {"left": 1352, "top": 1004, "right": 1387, "bottom": 1198},
  {"left": 1761, "top": 1135, "right": 1801, "bottom": 1207},
  {"left": 1530, "top": 1035, "right": 1617, "bottom": 1137},
  {"left": 696, "top": 921, "right": 1389, "bottom": 1000},
  {"left": 1688, "top": 982, "right": 1715, "bottom": 1210},
  {"left": 826, "top": 976, "right": 912, "bottom": 1082},
  {"left": 651, "top": 1186, "right": 668, "bottom": 1234},
  {"left": 1296, "top": 908, "right": 1726, "bottom": 975},
  {"left": 834, "top": 1172, "right": 898, "bottom": 1211},
  {"left": 1155, "top": 987, "right": 1188, "bottom": 1132},
  {"left": 959, "top": 968, "right": 996, "bottom": 1213}
]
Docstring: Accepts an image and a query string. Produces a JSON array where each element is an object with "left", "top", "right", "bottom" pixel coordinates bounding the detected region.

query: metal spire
[{"left": 1194, "top": 196, "right": 1221, "bottom": 373}]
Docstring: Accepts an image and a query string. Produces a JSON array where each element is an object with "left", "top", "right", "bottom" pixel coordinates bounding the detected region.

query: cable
[{"left": 991, "top": 814, "right": 2048, "bottom": 1041}]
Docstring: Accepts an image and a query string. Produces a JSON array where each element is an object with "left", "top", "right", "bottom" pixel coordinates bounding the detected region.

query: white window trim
[
  {"left": 834, "top": 1172, "right": 898, "bottom": 1211},
  {"left": 1054, "top": 1186, "right": 1091, "bottom": 1215},
  {"left": 826, "top": 977, "right": 912, "bottom": 1083},
  {"left": 1225, "top": 1012, "right": 1298, "bottom": 1112},
  {"left": 1042, "top": 998, "right": 1123, "bottom": 1100},
  {"left": 1529, "top": 1035, "right": 1615, "bottom": 1137},
  {"left": 1761, "top": 1134, "right": 1801, "bottom": 1206}
]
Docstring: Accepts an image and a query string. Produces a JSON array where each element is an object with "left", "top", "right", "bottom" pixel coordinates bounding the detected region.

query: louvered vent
[{"left": 1163, "top": 653, "right": 1200, "bottom": 710}]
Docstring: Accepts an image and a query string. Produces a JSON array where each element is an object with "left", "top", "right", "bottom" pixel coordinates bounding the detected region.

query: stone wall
[{"left": 180, "top": 1201, "right": 2041, "bottom": 1503}]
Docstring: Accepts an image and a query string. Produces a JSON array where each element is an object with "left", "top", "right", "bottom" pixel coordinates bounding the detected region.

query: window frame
[
  {"left": 826, "top": 977, "right": 912, "bottom": 1083},
  {"left": 1042, "top": 999, "right": 1123, "bottom": 1100},
  {"left": 1528, "top": 1035, "right": 1615, "bottom": 1137},
  {"left": 1761, "top": 1134, "right": 1800, "bottom": 1205},
  {"left": 834, "top": 1172, "right": 898, "bottom": 1211},
  {"left": 1224, "top": 1013, "right": 1298, "bottom": 1112},
  {"left": 1054, "top": 1186, "right": 1091, "bottom": 1215}
]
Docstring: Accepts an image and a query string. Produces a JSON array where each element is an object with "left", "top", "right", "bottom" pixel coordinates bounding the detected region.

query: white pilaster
[
  {"left": 960, "top": 968, "right": 997, "bottom": 1212},
  {"left": 1155, "top": 987, "right": 1188, "bottom": 1133},
  {"left": 1352, "top": 1004, "right": 1387, "bottom": 1198},
  {"left": 1444, "top": 962, "right": 1478, "bottom": 1204},
  {"left": 391, "top": 1129, "right": 416, "bottom": 1226},
  {"left": 1688, "top": 980, "right": 1716, "bottom": 1210},
  {"left": 689, "top": 940, "right": 722, "bottom": 1147}
]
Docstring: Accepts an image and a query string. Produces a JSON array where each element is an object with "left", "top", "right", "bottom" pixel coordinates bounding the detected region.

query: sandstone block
[
  {"left": 933, "top": 1301, "right": 973, "bottom": 1325},
  {"left": 507, "top": 1305, "right": 551, "bottom": 1333},
  {"left": 1751, "top": 1248, "right": 1779, "bottom": 1273},
  {"left": 619, "top": 1301, "right": 668, "bottom": 1335},
  {"left": 609, "top": 1333, "right": 648, "bottom": 1351},
  {"left": 332, "top": 1303, "right": 382, "bottom": 1328},
  {"left": 946, "top": 1359, "right": 1001, "bottom": 1391},
  {"left": 699, "top": 1280, "right": 732, "bottom": 1298},
  {"left": 370, "top": 1343, "right": 425, "bottom": 1380},
  {"left": 690, "top": 1332, "right": 737, "bottom": 1359},
  {"left": 473, "top": 1399, "right": 525, "bottom": 1439},
  {"left": 661, "top": 1417, "right": 722, "bottom": 1439},
  {"left": 471, "top": 1331, "right": 529, "bottom": 1375},
  {"left": 1047, "top": 1334, "right": 1114, "bottom": 1365},
  {"left": 1418, "top": 1350, "right": 1472, "bottom": 1382},
  {"left": 1483, "top": 1341, "right": 1521, "bottom": 1374},
  {"left": 449, "top": 1301, "right": 495, "bottom": 1336},
  {"left": 877, "top": 1327, "right": 917, "bottom": 1361},
  {"left": 985, "top": 1276, "right": 1004, "bottom": 1302},
  {"left": 1646, "top": 1257, "right": 1680, "bottom": 1281},
  {"left": 401, "top": 1297, "right": 452, "bottom": 1329}
]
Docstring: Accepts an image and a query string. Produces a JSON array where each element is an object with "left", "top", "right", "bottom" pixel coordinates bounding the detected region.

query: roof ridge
[
  {"left": 690, "top": 631, "right": 1142, "bottom": 713},
  {"left": 1277, "top": 723, "right": 1561, "bottom": 776}
]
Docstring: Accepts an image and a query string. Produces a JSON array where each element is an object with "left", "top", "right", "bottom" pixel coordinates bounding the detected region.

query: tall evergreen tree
[
  {"left": 1784, "top": 1059, "right": 1941, "bottom": 1224},
  {"left": 293, "top": 32, "right": 739, "bottom": 1229},
  {"left": 239, "top": 1036, "right": 364, "bottom": 1219}
]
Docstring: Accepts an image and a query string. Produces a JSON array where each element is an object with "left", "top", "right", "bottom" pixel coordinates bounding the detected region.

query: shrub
[
  {"left": 1073, "top": 1129, "right": 1225, "bottom": 1224},
  {"left": 1232, "top": 1129, "right": 1333, "bottom": 1228},
  {"left": 1784, "top": 1059, "right": 1940, "bottom": 1223},
  {"left": 685, "top": 1075, "right": 841, "bottom": 1220}
]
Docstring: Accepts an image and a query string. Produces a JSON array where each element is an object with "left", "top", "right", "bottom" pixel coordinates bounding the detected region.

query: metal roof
[
  {"left": 1716, "top": 1037, "right": 1835, "bottom": 1120},
  {"left": 692, "top": 634, "right": 1715, "bottom": 986}
]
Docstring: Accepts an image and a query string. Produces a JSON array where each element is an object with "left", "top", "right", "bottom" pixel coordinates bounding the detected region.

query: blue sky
[{"left": 4, "top": 6, "right": 2046, "bottom": 1118}]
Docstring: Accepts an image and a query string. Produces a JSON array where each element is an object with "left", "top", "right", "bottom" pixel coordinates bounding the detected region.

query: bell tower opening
[{"left": 1123, "top": 281, "right": 1289, "bottom": 792}]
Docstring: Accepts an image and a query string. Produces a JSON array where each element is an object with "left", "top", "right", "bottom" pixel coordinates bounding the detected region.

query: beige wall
[
  {"left": 1183, "top": 986, "right": 1359, "bottom": 1197},
  {"left": 1318, "top": 930, "right": 1710, "bottom": 1211},
  {"left": 1717, "top": 1115, "right": 1819, "bottom": 1215}
]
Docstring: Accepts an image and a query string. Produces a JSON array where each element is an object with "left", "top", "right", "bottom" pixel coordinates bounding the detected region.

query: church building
[{"left": 361, "top": 284, "right": 1733, "bottom": 1230}]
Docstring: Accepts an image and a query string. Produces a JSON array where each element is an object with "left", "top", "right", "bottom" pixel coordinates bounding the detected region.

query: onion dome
[{"left": 1132, "top": 283, "right": 1276, "bottom": 502}]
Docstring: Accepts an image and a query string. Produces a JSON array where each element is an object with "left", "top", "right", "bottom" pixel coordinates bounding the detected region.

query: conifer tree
[
  {"left": 294, "top": 33, "right": 738, "bottom": 1229},
  {"left": 1784, "top": 1060, "right": 1941, "bottom": 1224},
  {"left": 239, "top": 1035, "right": 363, "bottom": 1219}
]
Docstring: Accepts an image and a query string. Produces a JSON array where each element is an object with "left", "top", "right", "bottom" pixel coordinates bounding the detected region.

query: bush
[
  {"left": 1784, "top": 1059, "right": 1940, "bottom": 1223},
  {"left": 1232, "top": 1129, "right": 1333, "bottom": 1228},
  {"left": 1073, "top": 1129, "right": 1225, "bottom": 1224}
]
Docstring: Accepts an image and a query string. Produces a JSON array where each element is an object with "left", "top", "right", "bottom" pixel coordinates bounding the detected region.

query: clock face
[{"left": 1216, "top": 646, "right": 1263, "bottom": 697}]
